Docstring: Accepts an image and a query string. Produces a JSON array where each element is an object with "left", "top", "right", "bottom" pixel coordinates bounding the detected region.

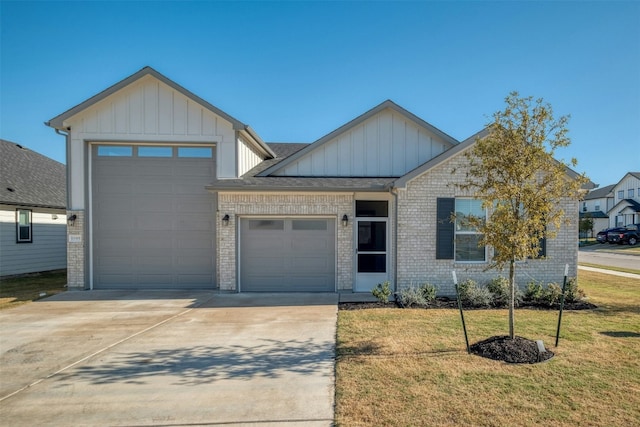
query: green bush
[
  {"left": 564, "top": 277, "right": 586, "bottom": 303},
  {"left": 524, "top": 281, "right": 545, "bottom": 302},
  {"left": 419, "top": 282, "right": 437, "bottom": 303},
  {"left": 543, "top": 283, "right": 563, "bottom": 306},
  {"left": 487, "top": 276, "right": 523, "bottom": 307},
  {"left": 371, "top": 281, "right": 392, "bottom": 303},
  {"left": 457, "top": 279, "right": 492, "bottom": 308}
]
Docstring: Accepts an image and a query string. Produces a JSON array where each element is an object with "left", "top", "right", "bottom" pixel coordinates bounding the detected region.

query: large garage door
[
  {"left": 92, "top": 145, "right": 216, "bottom": 289},
  {"left": 240, "top": 218, "right": 336, "bottom": 292}
]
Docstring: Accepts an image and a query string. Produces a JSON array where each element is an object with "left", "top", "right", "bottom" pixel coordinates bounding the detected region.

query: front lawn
[
  {"left": 335, "top": 270, "right": 640, "bottom": 426},
  {"left": 0, "top": 270, "right": 67, "bottom": 310}
]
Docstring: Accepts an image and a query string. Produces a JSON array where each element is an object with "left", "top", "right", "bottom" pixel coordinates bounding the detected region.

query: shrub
[
  {"left": 419, "top": 282, "right": 437, "bottom": 303},
  {"left": 486, "top": 276, "right": 522, "bottom": 307},
  {"left": 457, "top": 279, "right": 492, "bottom": 308},
  {"left": 397, "top": 285, "right": 428, "bottom": 307},
  {"left": 371, "top": 281, "right": 392, "bottom": 303},
  {"left": 543, "top": 283, "right": 563, "bottom": 306},
  {"left": 564, "top": 277, "right": 586, "bottom": 303},
  {"left": 524, "top": 281, "right": 545, "bottom": 302}
]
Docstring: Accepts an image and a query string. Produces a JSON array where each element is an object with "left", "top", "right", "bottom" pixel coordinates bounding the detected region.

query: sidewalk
[{"left": 578, "top": 265, "right": 640, "bottom": 279}]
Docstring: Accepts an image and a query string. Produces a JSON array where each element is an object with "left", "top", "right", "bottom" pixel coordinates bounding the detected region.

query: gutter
[
  {"left": 390, "top": 186, "right": 399, "bottom": 294},
  {"left": 53, "top": 127, "right": 71, "bottom": 210}
]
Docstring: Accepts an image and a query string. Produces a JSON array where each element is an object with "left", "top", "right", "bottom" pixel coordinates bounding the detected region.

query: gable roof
[
  {"left": 46, "top": 66, "right": 275, "bottom": 158},
  {"left": 0, "top": 139, "right": 66, "bottom": 209},
  {"left": 392, "top": 128, "right": 490, "bottom": 188},
  {"left": 207, "top": 142, "right": 393, "bottom": 192},
  {"left": 257, "top": 99, "right": 459, "bottom": 177},
  {"left": 392, "top": 127, "right": 595, "bottom": 190},
  {"left": 608, "top": 198, "right": 640, "bottom": 216},
  {"left": 585, "top": 184, "right": 615, "bottom": 200}
]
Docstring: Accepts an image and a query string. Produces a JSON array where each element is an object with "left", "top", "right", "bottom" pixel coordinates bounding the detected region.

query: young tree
[
  {"left": 580, "top": 214, "right": 594, "bottom": 240},
  {"left": 457, "top": 92, "right": 589, "bottom": 339}
]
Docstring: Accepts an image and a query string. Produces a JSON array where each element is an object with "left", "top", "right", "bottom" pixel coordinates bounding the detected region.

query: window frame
[
  {"left": 16, "top": 209, "right": 33, "bottom": 243},
  {"left": 454, "top": 198, "right": 487, "bottom": 263}
]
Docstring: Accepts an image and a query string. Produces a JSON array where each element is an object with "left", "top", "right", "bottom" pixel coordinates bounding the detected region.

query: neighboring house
[
  {"left": 607, "top": 172, "right": 640, "bottom": 227},
  {"left": 0, "top": 139, "right": 66, "bottom": 277},
  {"left": 46, "top": 67, "right": 588, "bottom": 295},
  {"left": 580, "top": 184, "right": 614, "bottom": 234}
]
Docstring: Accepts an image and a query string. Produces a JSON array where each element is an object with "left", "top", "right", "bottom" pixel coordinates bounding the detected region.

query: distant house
[
  {"left": 0, "top": 139, "right": 66, "bottom": 277},
  {"left": 580, "top": 184, "right": 614, "bottom": 233},
  {"left": 608, "top": 172, "right": 640, "bottom": 227},
  {"left": 46, "top": 67, "right": 589, "bottom": 294}
]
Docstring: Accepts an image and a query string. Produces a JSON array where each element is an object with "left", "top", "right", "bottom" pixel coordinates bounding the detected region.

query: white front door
[{"left": 355, "top": 218, "right": 388, "bottom": 292}]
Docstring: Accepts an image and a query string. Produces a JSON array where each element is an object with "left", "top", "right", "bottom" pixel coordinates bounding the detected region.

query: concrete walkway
[
  {"left": 578, "top": 265, "right": 640, "bottom": 279},
  {"left": 0, "top": 291, "right": 338, "bottom": 426}
]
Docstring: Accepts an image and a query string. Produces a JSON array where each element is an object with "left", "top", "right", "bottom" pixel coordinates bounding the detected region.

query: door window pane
[
  {"left": 97, "top": 146, "right": 133, "bottom": 156},
  {"left": 358, "top": 221, "right": 386, "bottom": 251},
  {"left": 358, "top": 254, "right": 386, "bottom": 273},
  {"left": 178, "top": 147, "right": 213, "bottom": 158},
  {"left": 292, "top": 220, "right": 327, "bottom": 231},
  {"left": 138, "top": 146, "right": 173, "bottom": 157},
  {"left": 356, "top": 201, "right": 388, "bottom": 217},
  {"left": 248, "top": 220, "right": 284, "bottom": 230}
]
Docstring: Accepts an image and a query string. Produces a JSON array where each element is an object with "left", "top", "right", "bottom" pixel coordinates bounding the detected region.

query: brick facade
[
  {"left": 66, "top": 210, "right": 86, "bottom": 289},
  {"left": 396, "top": 151, "right": 579, "bottom": 296},
  {"left": 217, "top": 193, "right": 356, "bottom": 291}
]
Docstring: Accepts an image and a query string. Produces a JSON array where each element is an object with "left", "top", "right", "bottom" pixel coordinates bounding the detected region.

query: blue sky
[{"left": 1, "top": 1, "right": 638, "bottom": 188}]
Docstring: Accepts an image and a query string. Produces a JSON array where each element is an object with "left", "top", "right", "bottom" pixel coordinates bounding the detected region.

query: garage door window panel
[
  {"left": 178, "top": 147, "right": 213, "bottom": 158},
  {"left": 138, "top": 146, "right": 174, "bottom": 157},
  {"left": 97, "top": 146, "right": 133, "bottom": 156}
]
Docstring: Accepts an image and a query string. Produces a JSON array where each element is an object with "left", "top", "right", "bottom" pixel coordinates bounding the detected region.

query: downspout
[
  {"left": 54, "top": 127, "right": 71, "bottom": 209},
  {"left": 390, "top": 186, "right": 399, "bottom": 294}
]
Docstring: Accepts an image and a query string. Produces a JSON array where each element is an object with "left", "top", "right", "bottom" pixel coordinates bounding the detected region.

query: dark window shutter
[
  {"left": 537, "top": 237, "right": 546, "bottom": 258},
  {"left": 436, "top": 198, "right": 455, "bottom": 259}
]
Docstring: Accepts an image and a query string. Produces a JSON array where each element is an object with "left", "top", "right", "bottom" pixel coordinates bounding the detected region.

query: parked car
[
  {"left": 597, "top": 227, "right": 626, "bottom": 243},
  {"left": 607, "top": 224, "right": 640, "bottom": 245}
]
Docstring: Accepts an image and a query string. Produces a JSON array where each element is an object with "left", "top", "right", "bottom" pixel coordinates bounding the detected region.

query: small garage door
[
  {"left": 92, "top": 145, "right": 216, "bottom": 289},
  {"left": 240, "top": 218, "right": 336, "bottom": 292}
]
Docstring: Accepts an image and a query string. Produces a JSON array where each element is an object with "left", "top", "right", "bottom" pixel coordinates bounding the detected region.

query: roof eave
[{"left": 47, "top": 66, "right": 248, "bottom": 131}]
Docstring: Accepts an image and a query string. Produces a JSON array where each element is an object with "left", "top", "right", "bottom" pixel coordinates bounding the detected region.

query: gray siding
[{"left": 0, "top": 208, "right": 67, "bottom": 276}]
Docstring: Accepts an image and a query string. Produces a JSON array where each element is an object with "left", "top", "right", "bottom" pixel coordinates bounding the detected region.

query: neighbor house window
[
  {"left": 16, "top": 209, "right": 32, "bottom": 243},
  {"left": 629, "top": 189, "right": 635, "bottom": 198},
  {"left": 618, "top": 190, "right": 624, "bottom": 200},
  {"left": 435, "top": 198, "right": 486, "bottom": 262}
]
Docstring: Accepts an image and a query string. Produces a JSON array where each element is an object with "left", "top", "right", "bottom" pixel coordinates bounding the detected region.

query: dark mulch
[
  {"left": 470, "top": 335, "right": 555, "bottom": 364},
  {"left": 338, "top": 298, "right": 597, "bottom": 311}
]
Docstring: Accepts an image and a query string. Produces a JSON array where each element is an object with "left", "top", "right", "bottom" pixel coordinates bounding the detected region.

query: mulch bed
[
  {"left": 470, "top": 335, "right": 555, "bottom": 363},
  {"left": 338, "top": 298, "right": 597, "bottom": 311}
]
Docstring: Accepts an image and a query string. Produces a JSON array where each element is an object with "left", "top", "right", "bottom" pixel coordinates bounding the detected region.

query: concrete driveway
[{"left": 0, "top": 291, "right": 338, "bottom": 426}]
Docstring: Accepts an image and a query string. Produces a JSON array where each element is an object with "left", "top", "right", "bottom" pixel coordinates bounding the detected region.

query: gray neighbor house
[
  {"left": 46, "top": 67, "right": 587, "bottom": 295},
  {"left": 0, "top": 139, "right": 67, "bottom": 277}
]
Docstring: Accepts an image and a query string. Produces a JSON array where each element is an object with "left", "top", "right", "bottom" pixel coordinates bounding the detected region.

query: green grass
[
  {"left": 335, "top": 270, "right": 640, "bottom": 426},
  {"left": 0, "top": 270, "right": 67, "bottom": 310}
]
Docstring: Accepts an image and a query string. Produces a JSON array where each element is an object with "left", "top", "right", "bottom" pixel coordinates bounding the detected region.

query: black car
[{"left": 596, "top": 227, "right": 625, "bottom": 243}]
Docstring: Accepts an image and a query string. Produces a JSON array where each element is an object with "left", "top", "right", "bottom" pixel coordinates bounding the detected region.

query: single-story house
[
  {"left": 46, "top": 67, "right": 585, "bottom": 295},
  {"left": 0, "top": 139, "right": 67, "bottom": 277}
]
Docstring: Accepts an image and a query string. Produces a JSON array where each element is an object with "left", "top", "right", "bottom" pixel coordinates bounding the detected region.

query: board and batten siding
[
  {"left": 237, "top": 134, "right": 264, "bottom": 176},
  {"left": 274, "top": 109, "right": 452, "bottom": 177},
  {"left": 64, "top": 74, "right": 236, "bottom": 210},
  {"left": 0, "top": 208, "right": 67, "bottom": 276}
]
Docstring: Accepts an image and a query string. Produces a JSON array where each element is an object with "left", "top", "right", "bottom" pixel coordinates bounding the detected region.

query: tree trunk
[{"left": 509, "top": 259, "right": 516, "bottom": 339}]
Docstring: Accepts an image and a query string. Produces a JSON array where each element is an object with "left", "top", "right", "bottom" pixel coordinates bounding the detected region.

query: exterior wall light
[
  {"left": 342, "top": 214, "right": 349, "bottom": 227},
  {"left": 67, "top": 214, "right": 77, "bottom": 227},
  {"left": 222, "top": 214, "right": 230, "bottom": 226}
]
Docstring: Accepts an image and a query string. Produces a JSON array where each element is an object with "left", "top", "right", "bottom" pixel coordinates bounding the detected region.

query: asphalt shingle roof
[{"left": 0, "top": 139, "right": 66, "bottom": 209}]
